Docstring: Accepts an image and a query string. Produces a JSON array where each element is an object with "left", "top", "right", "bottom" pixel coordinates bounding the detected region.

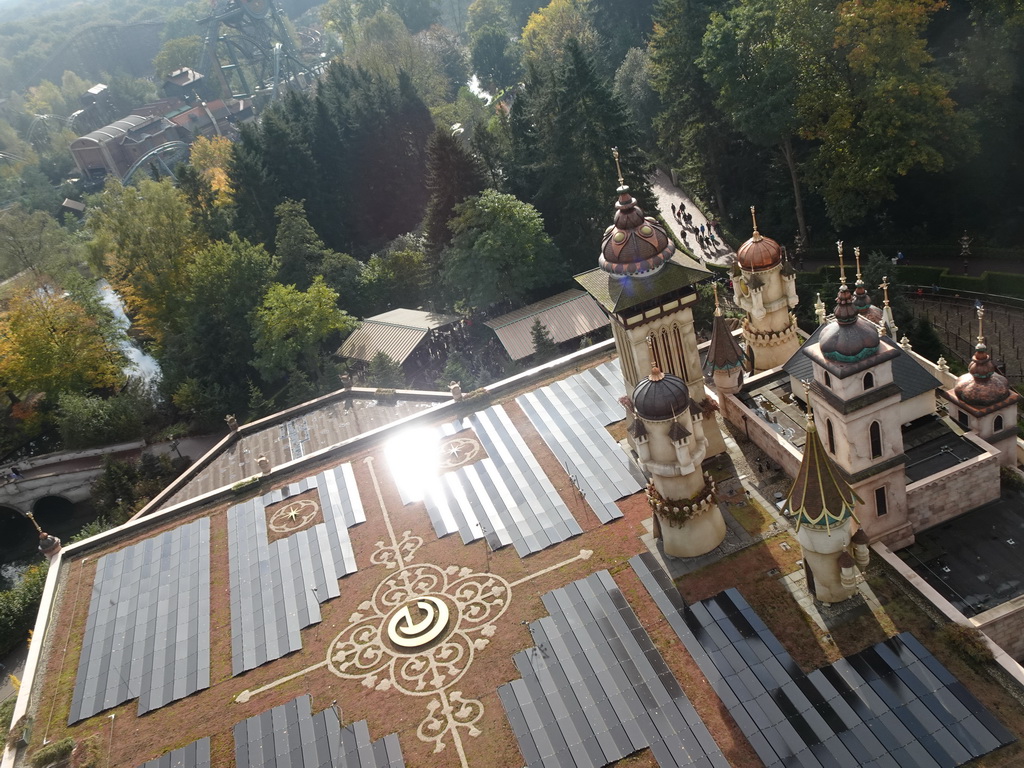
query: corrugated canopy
[
  {"left": 484, "top": 290, "right": 609, "bottom": 360},
  {"left": 339, "top": 309, "right": 459, "bottom": 365}
]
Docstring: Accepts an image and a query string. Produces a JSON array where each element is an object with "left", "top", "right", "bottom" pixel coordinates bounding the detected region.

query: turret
[{"left": 704, "top": 284, "right": 745, "bottom": 395}]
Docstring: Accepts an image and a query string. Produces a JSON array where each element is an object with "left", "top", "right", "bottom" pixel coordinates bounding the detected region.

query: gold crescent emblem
[{"left": 387, "top": 597, "right": 450, "bottom": 648}]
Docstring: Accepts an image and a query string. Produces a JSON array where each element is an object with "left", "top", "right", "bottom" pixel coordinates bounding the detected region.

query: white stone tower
[
  {"left": 576, "top": 152, "right": 725, "bottom": 457},
  {"left": 629, "top": 364, "right": 725, "bottom": 558},
  {"left": 732, "top": 207, "right": 800, "bottom": 372}
]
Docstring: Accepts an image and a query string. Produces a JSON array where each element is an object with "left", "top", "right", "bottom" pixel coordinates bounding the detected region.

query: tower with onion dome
[
  {"left": 940, "top": 305, "right": 1020, "bottom": 466},
  {"left": 629, "top": 363, "right": 725, "bottom": 558},
  {"left": 785, "top": 243, "right": 937, "bottom": 548},
  {"left": 784, "top": 387, "right": 865, "bottom": 603},
  {"left": 731, "top": 207, "right": 799, "bottom": 372},
  {"left": 576, "top": 150, "right": 725, "bottom": 458}
]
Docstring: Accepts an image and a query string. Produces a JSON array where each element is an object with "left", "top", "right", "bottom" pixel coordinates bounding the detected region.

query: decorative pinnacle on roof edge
[{"left": 750, "top": 206, "right": 762, "bottom": 243}]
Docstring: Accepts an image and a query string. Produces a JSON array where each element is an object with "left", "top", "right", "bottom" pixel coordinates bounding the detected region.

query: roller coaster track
[{"left": 25, "top": 19, "right": 167, "bottom": 87}]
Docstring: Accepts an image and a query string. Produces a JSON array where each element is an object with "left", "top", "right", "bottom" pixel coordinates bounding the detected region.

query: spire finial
[
  {"left": 854, "top": 247, "right": 863, "bottom": 281},
  {"left": 713, "top": 282, "right": 722, "bottom": 316},
  {"left": 25, "top": 511, "right": 43, "bottom": 535},
  {"left": 977, "top": 303, "right": 985, "bottom": 344},
  {"left": 750, "top": 206, "right": 762, "bottom": 242},
  {"left": 836, "top": 240, "right": 846, "bottom": 285},
  {"left": 802, "top": 379, "right": 815, "bottom": 430},
  {"left": 880, "top": 276, "right": 891, "bottom": 307},
  {"left": 611, "top": 147, "right": 624, "bottom": 187}
]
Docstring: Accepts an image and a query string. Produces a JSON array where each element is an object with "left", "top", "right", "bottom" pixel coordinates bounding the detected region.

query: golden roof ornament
[
  {"left": 855, "top": 247, "right": 863, "bottom": 282},
  {"left": 802, "top": 379, "right": 815, "bottom": 431},
  {"left": 750, "top": 206, "right": 762, "bottom": 243},
  {"left": 649, "top": 362, "right": 665, "bottom": 382},
  {"left": 836, "top": 240, "right": 847, "bottom": 285},
  {"left": 713, "top": 283, "right": 722, "bottom": 317},
  {"left": 977, "top": 303, "right": 985, "bottom": 344},
  {"left": 880, "top": 276, "right": 891, "bottom": 306},
  {"left": 611, "top": 146, "right": 624, "bottom": 189}
]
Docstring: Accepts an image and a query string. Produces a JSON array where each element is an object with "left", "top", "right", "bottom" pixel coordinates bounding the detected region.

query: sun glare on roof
[{"left": 384, "top": 427, "right": 440, "bottom": 502}]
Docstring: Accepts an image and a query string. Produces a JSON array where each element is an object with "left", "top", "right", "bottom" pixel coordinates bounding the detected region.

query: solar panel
[
  {"left": 629, "top": 553, "right": 1016, "bottom": 768},
  {"left": 227, "top": 464, "right": 364, "bottom": 675},
  {"left": 69, "top": 518, "right": 211, "bottom": 724},
  {"left": 136, "top": 737, "right": 211, "bottom": 768},
  {"left": 234, "top": 695, "right": 405, "bottom": 768},
  {"left": 500, "top": 570, "right": 729, "bottom": 767}
]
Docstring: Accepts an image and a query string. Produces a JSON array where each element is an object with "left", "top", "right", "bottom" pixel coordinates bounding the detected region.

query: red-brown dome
[
  {"left": 737, "top": 233, "right": 782, "bottom": 271},
  {"left": 954, "top": 341, "right": 1011, "bottom": 407},
  {"left": 598, "top": 186, "right": 675, "bottom": 276}
]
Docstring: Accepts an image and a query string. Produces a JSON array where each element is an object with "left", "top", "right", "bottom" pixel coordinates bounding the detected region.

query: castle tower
[
  {"left": 704, "top": 284, "right": 745, "bottom": 395},
  {"left": 732, "top": 207, "right": 800, "bottom": 372},
  {"left": 630, "top": 365, "right": 725, "bottom": 557},
  {"left": 786, "top": 243, "right": 936, "bottom": 549},
  {"left": 784, "top": 388, "right": 864, "bottom": 603},
  {"left": 941, "top": 305, "right": 1020, "bottom": 465},
  {"left": 576, "top": 151, "right": 724, "bottom": 457}
]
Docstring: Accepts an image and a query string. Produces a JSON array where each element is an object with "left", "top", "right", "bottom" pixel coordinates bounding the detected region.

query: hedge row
[
  {"left": 795, "top": 264, "right": 1024, "bottom": 301},
  {"left": 0, "top": 564, "right": 48, "bottom": 656}
]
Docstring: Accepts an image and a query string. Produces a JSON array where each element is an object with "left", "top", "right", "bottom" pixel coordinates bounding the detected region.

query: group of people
[{"left": 670, "top": 203, "right": 720, "bottom": 253}]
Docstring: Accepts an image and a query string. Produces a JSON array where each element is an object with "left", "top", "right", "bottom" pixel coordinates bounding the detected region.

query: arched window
[
  {"left": 864, "top": 372, "right": 874, "bottom": 390},
  {"left": 826, "top": 419, "right": 835, "bottom": 454},
  {"left": 875, "top": 487, "right": 888, "bottom": 517},
  {"left": 823, "top": 371, "right": 832, "bottom": 388},
  {"left": 870, "top": 421, "right": 882, "bottom": 458},
  {"left": 995, "top": 415, "right": 1005, "bottom": 432}
]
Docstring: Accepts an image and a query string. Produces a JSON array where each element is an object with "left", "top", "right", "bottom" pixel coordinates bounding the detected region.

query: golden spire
[
  {"left": 836, "top": 240, "right": 846, "bottom": 285},
  {"left": 802, "top": 379, "right": 815, "bottom": 430},
  {"left": 713, "top": 282, "right": 722, "bottom": 316},
  {"left": 750, "top": 206, "right": 762, "bottom": 242},
  {"left": 854, "top": 247, "right": 863, "bottom": 281},
  {"left": 977, "top": 303, "right": 985, "bottom": 344},
  {"left": 880, "top": 276, "right": 891, "bottom": 306},
  {"left": 649, "top": 361, "right": 665, "bottom": 381},
  {"left": 611, "top": 147, "right": 624, "bottom": 187}
]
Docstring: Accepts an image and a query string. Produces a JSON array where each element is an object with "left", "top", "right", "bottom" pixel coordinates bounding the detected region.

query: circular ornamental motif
[
  {"left": 268, "top": 498, "right": 320, "bottom": 533},
  {"left": 387, "top": 596, "right": 451, "bottom": 648},
  {"left": 438, "top": 436, "right": 483, "bottom": 469}
]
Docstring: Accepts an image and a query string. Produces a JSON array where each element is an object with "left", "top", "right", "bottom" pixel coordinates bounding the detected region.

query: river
[{"left": 96, "top": 279, "right": 162, "bottom": 386}]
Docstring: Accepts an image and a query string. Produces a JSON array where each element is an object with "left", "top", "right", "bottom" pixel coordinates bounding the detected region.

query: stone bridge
[{"left": 0, "top": 441, "right": 145, "bottom": 517}]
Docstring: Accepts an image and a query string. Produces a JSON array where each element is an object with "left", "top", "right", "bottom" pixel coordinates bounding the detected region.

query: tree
[
  {"left": 649, "top": 0, "right": 734, "bottom": 219},
  {"left": 0, "top": 206, "right": 74, "bottom": 281},
  {"left": 698, "top": 0, "right": 811, "bottom": 243},
  {"left": 470, "top": 26, "right": 522, "bottom": 92},
  {"left": 358, "top": 234, "right": 429, "bottom": 316},
  {"left": 440, "top": 190, "right": 564, "bottom": 310},
  {"left": 805, "top": 0, "right": 976, "bottom": 225},
  {"left": 366, "top": 351, "right": 406, "bottom": 387},
  {"left": 188, "top": 135, "right": 234, "bottom": 207},
  {"left": 521, "top": 0, "right": 601, "bottom": 71},
  {"left": 0, "top": 288, "right": 125, "bottom": 399},
  {"left": 163, "top": 235, "right": 277, "bottom": 418},
  {"left": 275, "top": 199, "right": 330, "bottom": 289},
  {"left": 252, "top": 277, "right": 357, "bottom": 386},
  {"left": 613, "top": 48, "right": 660, "bottom": 150},
  {"left": 423, "top": 127, "right": 486, "bottom": 262},
  {"left": 86, "top": 178, "right": 201, "bottom": 345},
  {"left": 509, "top": 39, "right": 654, "bottom": 274},
  {"left": 530, "top": 318, "right": 558, "bottom": 361},
  {"left": 153, "top": 36, "right": 203, "bottom": 80}
]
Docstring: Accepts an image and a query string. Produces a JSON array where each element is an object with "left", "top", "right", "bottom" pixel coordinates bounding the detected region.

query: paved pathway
[{"left": 650, "top": 169, "right": 736, "bottom": 267}]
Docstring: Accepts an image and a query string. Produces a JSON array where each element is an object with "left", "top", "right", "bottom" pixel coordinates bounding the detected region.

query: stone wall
[
  {"left": 906, "top": 436, "right": 1000, "bottom": 532},
  {"left": 975, "top": 595, "right": 1024, "bottom": 661},
  {"left": 720, "top": 393, "right": 802, "bottom": 478}
]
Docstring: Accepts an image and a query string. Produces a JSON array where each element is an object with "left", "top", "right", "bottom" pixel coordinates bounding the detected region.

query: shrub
[
  {"left": 29, "top": 737, "right": 74, "bottom": 767},
  {"left": 55, "top": 385, "right": 156, "bottom": 449},
  {"left": 0, "top": 564, "right": 49, "bottom": 656},
  {"left": 938, "top": 622, "right": 994, "bottom": 667},
  {"left": 0, "top": 697, "right": 14, "bottom": 740}
]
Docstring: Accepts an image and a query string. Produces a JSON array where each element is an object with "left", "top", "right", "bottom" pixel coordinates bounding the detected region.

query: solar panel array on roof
[
  {"left": 234, "top": 694, "right": 404, "bottom": 768},
  {"left": 518, "top": 360, "right": 642, "bottom": 524},
  {"left": 631, "top": 552, "right": 1015, "bottom": 768},
  {"left": 137, "top": 737, "right": 211, "bottom": 768},
  {"left": 417, "top": 407, "right": 584, "bottom": 556},
  {"left": 281, "top": 415, "right": 312, "bottom": 459},
  {"left": 499, "top": 570, "right": 729, "bottom": 768},
  {"left": 228, "top": 464, "right": 364, "bottom": 675},
  {"left": 69, "top": 518, "right": 210, "bottom": 724}
]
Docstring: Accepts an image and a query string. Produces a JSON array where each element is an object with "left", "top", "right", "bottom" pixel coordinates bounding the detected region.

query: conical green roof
[{"left": 784, "top": 412, "right": 860, "bottom": 533}]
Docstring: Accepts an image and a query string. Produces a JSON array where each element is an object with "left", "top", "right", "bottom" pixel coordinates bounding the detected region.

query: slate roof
[
  {"left": 575, "top": 253, "right": 710, "bottom": 314},
  {"left": 704, "top": 314, "right": 745, "bottom": 372},
  {"left": 783, "top": 324, "right": 940, "bottom": 400}
]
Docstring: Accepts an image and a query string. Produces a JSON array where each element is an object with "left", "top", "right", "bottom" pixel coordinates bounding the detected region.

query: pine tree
[
  {"left": 423, "top": 127, "right": 486, "bottom": 268},
  {"left": 530, "top": 319, "right": 558, "bottom": 362},
  {"left": 366, "top": 351, "right": 406, "bottom": 388}
]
